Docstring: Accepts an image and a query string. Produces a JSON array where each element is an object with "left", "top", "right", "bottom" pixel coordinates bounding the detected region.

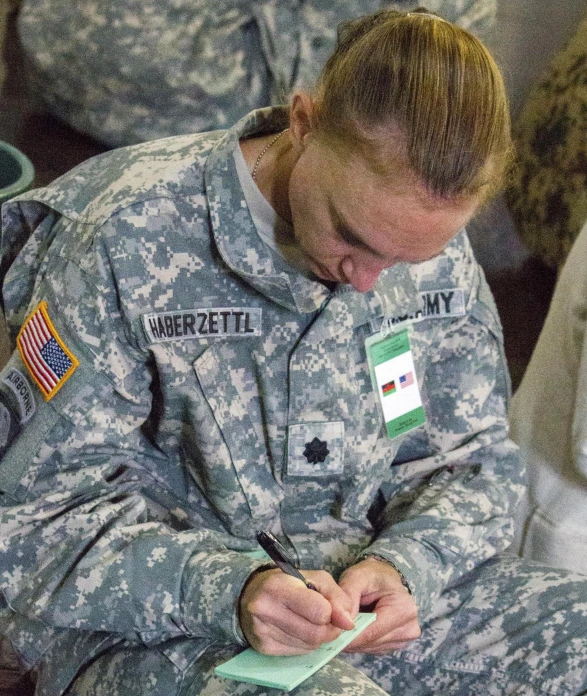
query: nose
[{"left": 341, "top": 257, "right": 387, "bottom": 293}]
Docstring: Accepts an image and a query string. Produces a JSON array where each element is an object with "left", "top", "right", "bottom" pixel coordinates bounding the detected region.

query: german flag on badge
[
  {"left": 382, "top": 380, "right": 396, "bottom": 397},
  {"left": 17, "top": 301, "right": 79, "bottom": 401}
]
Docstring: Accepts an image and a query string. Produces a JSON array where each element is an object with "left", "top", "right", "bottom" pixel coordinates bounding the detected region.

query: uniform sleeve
[
  {"left": 18, "top": 0, "right": 266, "bottom": 146},
  {"left": 357, "top": 286, "right": 524, "bottom": 621},
  {"left": 0, "top": 217, "right": 263, "bottom": 645}
]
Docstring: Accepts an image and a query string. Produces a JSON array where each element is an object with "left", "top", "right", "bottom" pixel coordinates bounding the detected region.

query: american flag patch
[
  {"left": 400, "top": 371, "right": 414, "bottom": 389},
  {"left": 17, "top": 301, "right": 79, "bottom": 401}
]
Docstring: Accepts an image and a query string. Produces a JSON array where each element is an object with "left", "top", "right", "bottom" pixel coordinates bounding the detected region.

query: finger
[
  {"left": 329, "top": 603, "right": 356, "bottom": 631},
  {"left": 240, "top": 572, "right": 339, "bottom": 651},
  {"left": 347, "top": 616, "right": 420, "bottom": 649},
  {"left": 249, "top": 618, "right": 342, "bottom": 655},
  {"left": 337, "top": 564, "right": 387, "bottom": 617},
  {"left": 251, "top": 570, "right": 334, "bottom": 626},
  {"left": 342, "top": 617, "right": 380, "bottom": 651},
  {"left": 282, "top": 587, "right": 334, "bottom": 626},
  {"left": 298, "top": 570, "right": 356, "bottom": 630},
  {"left": 343, "top": 614, "right": 421, "bottom": 653},
  {"left": 248, "top": 585, "right": 341, "bottom": 649},
  {"left": 309, "top": 577, "right": 356, "bottom": 630},
  {"left": 343, "top": 599, "right": 420, "bottom": 649},
  {"left": 343, "top": 630, "right": 418, "bottom": 654},
  {"left": 252, "top": 595, "right": 342, "bottom": 646},
  {"left": 336, "top": 573, "right": 365, "bottom": 616}
]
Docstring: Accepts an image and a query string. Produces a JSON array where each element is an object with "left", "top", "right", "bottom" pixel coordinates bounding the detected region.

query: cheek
[
  {"left": 290, "top": 203, "right": 328, "bottom": 251},
  {"left": 289, "top": 183, "right": 316, "bottom": 233}
]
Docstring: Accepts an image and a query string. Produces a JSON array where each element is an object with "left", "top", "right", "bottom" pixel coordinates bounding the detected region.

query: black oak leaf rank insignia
[{"left": 303, "top": 437, "right": 330, "bottom": 464}]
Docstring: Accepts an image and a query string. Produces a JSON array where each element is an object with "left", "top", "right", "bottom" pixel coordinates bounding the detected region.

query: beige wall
[{"left": 494, "top": 0, "right": 587, "bottom": 117}]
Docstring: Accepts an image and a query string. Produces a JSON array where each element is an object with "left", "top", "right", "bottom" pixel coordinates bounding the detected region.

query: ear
[{"left": 289, "top": 92, "right": 316, "bottom": 149}]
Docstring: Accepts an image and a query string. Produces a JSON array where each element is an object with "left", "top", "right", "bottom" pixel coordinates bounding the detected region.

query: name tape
[
  {"left": 371, "top": 288, "right": 466, "bottom": 333},
  {"left": 143, "top": 307, "right": 262, "bottom": 343}
]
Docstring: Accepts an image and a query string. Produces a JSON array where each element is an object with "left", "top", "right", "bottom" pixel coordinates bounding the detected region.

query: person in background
[
  {"left": 510, "top": 218, "right": 587, "bottom": 575},
  {"left": 17, "top": 0, "right": 496, "bottom": 147},
  {"left": 0, "top": 8, "right": 585, "bottom": 696}
]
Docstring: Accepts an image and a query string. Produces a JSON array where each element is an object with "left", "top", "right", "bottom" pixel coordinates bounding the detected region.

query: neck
[
  {"left": 241, "top": 133, "right": 296, "bottom": 225},
  {"left": 264, "top": 143, "right": 296, "bottom": 224}
]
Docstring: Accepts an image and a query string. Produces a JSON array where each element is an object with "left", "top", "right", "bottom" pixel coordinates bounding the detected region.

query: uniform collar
[
  {"left": 302, "top": 264, "right": 420, "bottom": 343},
  {"left": 203, "top": 107, "right": 420, "bottom": 324},
  {"left": 204, "top": 106, "right": 331, "bottom": 314}
]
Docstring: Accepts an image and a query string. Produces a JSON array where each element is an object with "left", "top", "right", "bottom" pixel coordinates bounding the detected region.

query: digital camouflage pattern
[
  {"left": 0, "top": 108, "right": 585, "bottom": 695},
  {"left": 17, "top": 0, "right": 497, "bottom": 146}
]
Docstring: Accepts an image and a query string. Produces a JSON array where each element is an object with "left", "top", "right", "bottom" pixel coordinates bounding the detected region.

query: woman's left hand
[{"left": 337, "top": 556, "right": 421, "bottom": 654}]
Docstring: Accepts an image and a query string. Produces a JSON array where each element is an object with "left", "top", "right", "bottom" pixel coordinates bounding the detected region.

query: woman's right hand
[{"left": 238, "top": 568, "right": 356, "bottom": 655}]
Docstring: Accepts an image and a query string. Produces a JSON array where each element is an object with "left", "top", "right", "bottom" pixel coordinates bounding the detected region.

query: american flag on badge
[
  {"left": 17, "top": 301, "right": 79, "bottom": 401},
  {"left": 399, "top": 371, "right": 414, "bottom": 389}
]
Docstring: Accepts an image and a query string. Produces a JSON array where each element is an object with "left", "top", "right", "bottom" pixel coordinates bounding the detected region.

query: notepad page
[{"left": 214, "top": 612, "right": 376, "bottom": 692}]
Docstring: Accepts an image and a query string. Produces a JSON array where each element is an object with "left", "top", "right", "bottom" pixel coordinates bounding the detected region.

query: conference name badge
[{"left": 365, "top": 327, "right": 426, "bottom": 439}]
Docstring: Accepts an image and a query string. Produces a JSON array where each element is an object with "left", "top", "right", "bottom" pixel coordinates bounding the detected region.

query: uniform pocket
[
  {"left": 340, "top": 435, "right": 405, "bottom": 522},
  {"left": 193, "top": 344, "right": 283, "bottom": 522}
]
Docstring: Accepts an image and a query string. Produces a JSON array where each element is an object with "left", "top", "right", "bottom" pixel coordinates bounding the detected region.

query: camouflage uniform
[
  {"left": 0, "top": 108, "right": 585, "bottom": 696},
  {"left": 17, "top": 0, "right": 496, "bottom": 147}
]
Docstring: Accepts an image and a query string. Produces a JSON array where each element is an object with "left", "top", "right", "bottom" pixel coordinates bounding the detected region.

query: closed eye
[
  {"left": 329, "top": 198, "right": 390, "bottom": 261},
  {"left": 336, "top": 223, "right": 389, "bottom": 261}
]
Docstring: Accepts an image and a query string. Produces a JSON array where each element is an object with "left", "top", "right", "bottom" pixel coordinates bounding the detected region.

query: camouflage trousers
[{"left": 64, "top": 555, "right": 587, "bottom": 696}]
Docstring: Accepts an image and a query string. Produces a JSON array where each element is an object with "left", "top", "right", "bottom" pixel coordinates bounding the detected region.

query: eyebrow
[{"left": 328, "top": 200, "right": 388, "bottom": 260}]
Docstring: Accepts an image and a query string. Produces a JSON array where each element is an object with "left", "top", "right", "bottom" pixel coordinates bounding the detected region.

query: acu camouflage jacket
[{"left": 0, "top": 108, "right": 522, "bottom": 685}]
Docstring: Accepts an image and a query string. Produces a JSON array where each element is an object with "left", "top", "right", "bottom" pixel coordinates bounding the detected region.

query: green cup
[{"left": 0, "top": 140, "right": 35, "bottom": 204}]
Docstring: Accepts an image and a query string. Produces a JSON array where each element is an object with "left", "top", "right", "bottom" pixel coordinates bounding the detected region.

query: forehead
[{"left": 320, "top": 143, "right": 476, "bottom": 249}]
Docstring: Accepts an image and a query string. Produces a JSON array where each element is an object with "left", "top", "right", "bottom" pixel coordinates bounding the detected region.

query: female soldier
[{"left": 0, "top": 9, "right": 585, "bottom": 696}]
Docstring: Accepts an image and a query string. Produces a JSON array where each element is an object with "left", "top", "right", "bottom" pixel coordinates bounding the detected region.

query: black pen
[{"left": 256, "top": 530, "right": 319, "bottom": 592}]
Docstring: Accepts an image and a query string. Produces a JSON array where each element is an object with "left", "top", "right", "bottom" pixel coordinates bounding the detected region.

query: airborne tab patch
[
  {"left": 2, "top": 368, "right": 36, "bottom": 422},
  {"left": 17, "top": 301, "right": 79, "bottom": 401},
  {"left": 142, "top": 307, "right": 262, "bottom": 343}
]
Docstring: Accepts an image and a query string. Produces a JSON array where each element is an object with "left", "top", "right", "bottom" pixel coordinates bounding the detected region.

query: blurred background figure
[
  {"left": 16, "top": 0, "right": 496, "bottom": 147},
  {"left": 506, "top": 9, "right": 587, "bottom": 273},
  {"left": 507, "top": 7, "right": 587, "bottom": 575},
  {"left": 510, "top": 219, "right": 587, "bottom": 575}
]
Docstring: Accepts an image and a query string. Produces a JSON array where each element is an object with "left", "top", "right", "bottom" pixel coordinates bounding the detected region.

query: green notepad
[{"left": 215, "top": 613, "right": 376, "bottom": 692}]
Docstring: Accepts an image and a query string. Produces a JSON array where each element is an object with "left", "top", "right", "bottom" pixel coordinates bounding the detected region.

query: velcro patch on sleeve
[
  {"left": 17, "top": 301, "right": 79, "bottom": 401},
  {"left": 2, "top": 368, "right": 36, "bottom": 422},
  {"left": 0, "top": 390, "right": 21, "bottom": 454}
]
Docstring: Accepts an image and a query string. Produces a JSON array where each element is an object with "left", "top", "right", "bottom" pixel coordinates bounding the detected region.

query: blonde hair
[{"left": 313, "top": 8, "right": 512, "bottom": 201}]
